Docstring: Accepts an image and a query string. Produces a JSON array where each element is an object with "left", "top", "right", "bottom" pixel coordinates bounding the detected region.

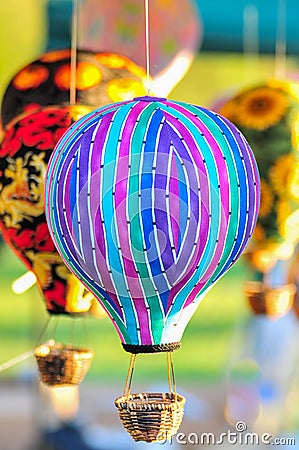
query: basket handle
[{"left": 123, "top": 351, "right": 177, "bottom": 400}]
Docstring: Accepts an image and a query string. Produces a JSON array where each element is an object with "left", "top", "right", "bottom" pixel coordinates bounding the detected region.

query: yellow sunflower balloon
[{"left": 218, "top": 80, "right": 299, "bottom": 273}]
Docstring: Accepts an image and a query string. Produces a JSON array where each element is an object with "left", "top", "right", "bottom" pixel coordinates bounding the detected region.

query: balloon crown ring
[
  {"left": 133, "top": 95, "right": 167, "bottom": 102},
  {"left": 122, "top": 342, "right": 181, "bottom": 354}
]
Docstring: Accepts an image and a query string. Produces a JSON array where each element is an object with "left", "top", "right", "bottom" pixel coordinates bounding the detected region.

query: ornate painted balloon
[
  {"left": 0, "top": 46, "right": 147, "bottom": 385},
  {"left": 0, "top": 104, "right": 94, "bottom": 314},
  {"left": 217, "top": 80, "right": 299, "bottom": 274},
  {"left": 0, "top": 48, "right": 147, "bottom": 315},
  {"left": 217, "top": 81, "right": 299, "bottom": 320}
]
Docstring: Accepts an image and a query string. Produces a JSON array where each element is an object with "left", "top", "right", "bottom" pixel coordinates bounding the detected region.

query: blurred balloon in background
[
  {"left": 0, "top": 104, "right": 99, "bottom": 388},
  {"left": 0, "top": 45, "right": 148, "bottom": 386},
  {"left": 0, "top": 105, "right": 94, "bottom": 314},
  {"left": 218, "top": 80, "right": 299, "bottom": 276},
  {"left": 217, "top": 80, "right": 299, "bottom": 321},
  {"left": 1, "top": 49, "right": 148, "bottom": 129},
  {"left": 77, "top": 0, "right": 202, "bottom": 96}
]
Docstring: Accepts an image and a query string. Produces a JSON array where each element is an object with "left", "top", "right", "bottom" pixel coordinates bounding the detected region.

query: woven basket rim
[
  {"left": 245, "top": 281, "right": 296, "bottom": 318},
  {"left": 115, "top": 391, "right": 186, "bottom": 442},
  {"left": 34, "top": 343, "right": 94, "bottom": 359},
  {"left": 115, "top": 392, "right": 186, "bottom": 409},
  {"left": 244, "top": 281, "right": 296, "bottom": 295}
]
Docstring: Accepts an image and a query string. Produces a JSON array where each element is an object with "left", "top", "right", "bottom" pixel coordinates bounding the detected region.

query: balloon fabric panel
[{"left": 46, "top": 97, "right": 260, "bottom": 348}]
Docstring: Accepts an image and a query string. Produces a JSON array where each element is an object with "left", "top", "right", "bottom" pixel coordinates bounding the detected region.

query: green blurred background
[
  {"left": 1, "top": 5, "right": 299, "bottom": 450},
  {"left": 0, "top": 1, "right": 298, "bottom": 385}
]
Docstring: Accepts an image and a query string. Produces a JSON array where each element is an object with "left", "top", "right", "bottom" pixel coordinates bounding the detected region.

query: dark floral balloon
[{"left": 0, "top": 104, "right": 94, "bottom": 314}]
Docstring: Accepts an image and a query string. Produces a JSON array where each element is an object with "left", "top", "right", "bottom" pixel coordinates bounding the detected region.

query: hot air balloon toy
[
  {"left": 45, "top": 96, "right": 260, "bottom": 441},
  {"left": 218, "top": 80, "right": 299, "bottom": 319}
]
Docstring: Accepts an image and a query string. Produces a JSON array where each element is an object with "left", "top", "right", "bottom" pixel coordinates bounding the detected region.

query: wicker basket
[
  {"left": 34, "top": 342, "right": 94, "bottom": 387},
  {"left": 115, "top": 392, "right": 186, "bottom": 443},
  {"left": 245, "top": 282, "right": 296, "bottom": 319}
]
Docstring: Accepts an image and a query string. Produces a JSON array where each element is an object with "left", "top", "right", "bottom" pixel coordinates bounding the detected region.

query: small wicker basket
[
  {"left": 115, "top": 391, "right": 186, "bottom": 443},
  {"left": 34, "top": 341, "right": 94, "bottom": 387},
  {"left": 245, "top": 282, "right": 296, "bottom": 319}
]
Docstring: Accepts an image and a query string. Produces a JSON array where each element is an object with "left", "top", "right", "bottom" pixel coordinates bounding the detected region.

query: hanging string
[
  {"left": 274, "top": 0, "right": 286, "bottom": 80},
  {"left": 48, "top": 314, "right": 60, "bottom": 342},
  {"left": 70, "top": 0, "right": 79, "bottom": 105},
  {"left": 0, "top": 350, "right": 34, "bottom": 373},
  {"left": 0, "top": 316, "right": 51, "bottom": 373},
  {"left": 242, "top": 4, "right": 259, "bottom": 84},
  {"left": 144, "top": 0, "right": 151, "bottom": 95},
  {"left": 124, "top": 354, "right": 137, "bottom": 396},
  {"left": 167, "top": 352, "right": 177, "bottom": 400},
  {"left": 70, "top": 315, "right": 81, "bottom": 346},
  {"left": 83, "top": 314, "right": 90, "bottom": 348},
  {"left": 35, "top": 315, "right": 52, "bottom": 344},
  {"left": 65, "top": 314, "right": 74, "bottom": 346}
]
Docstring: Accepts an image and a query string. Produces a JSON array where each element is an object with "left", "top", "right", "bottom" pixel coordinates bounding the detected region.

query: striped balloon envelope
[{"left": 45, "top": 96, "right": 260, "bottom": 353}]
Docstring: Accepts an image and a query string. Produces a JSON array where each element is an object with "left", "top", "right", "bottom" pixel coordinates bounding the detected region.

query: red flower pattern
[{"left": 0, "top": 108, "right": 73, "bottom": 158}]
